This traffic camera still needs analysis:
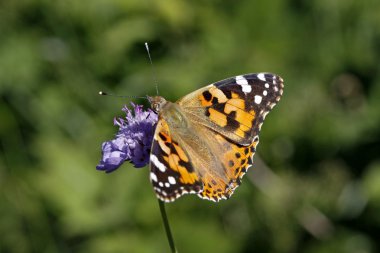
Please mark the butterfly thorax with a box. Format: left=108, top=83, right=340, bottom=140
left=148, top=96, right=188, bottom=129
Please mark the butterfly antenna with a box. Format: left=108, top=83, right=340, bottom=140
left=145, top=42, right=159, bottom=95
left=99, top=91, right=147, bottom=100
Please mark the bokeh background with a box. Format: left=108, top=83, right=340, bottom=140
left=1, top=0, right=380, bottom=252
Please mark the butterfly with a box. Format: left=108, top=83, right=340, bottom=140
left=148, top=73, right=283, bottom=202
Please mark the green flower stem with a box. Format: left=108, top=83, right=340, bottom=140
left=158, top=200, right=177, bottom=253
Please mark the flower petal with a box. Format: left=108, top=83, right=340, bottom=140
left=97, top=103, right=158, bottom=172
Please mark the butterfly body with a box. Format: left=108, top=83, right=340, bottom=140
left=149, top=73, right=284, bottom=202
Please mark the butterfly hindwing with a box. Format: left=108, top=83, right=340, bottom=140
left=196, top=130, right=259, bottom=201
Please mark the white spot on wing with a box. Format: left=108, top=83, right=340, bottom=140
left=254, top=95, right=262, bottom=104
left=165, top=182, right=170, bottom=188
left=265, top=83, right=270, bottom=88
left=150, top=154, right=166, bottom=172
left=235, top=75, right=252, bottom=94
left=258, top=73, right=266, bottom=81
left=263, top=90, right=268, bottom=96
left=150, top=172, right=158, bottom=182
left=242, top=84, right=252, bottom=93
left=168, top=176, right=176, bottom=184
left=236, top=75, right=248, bottom=85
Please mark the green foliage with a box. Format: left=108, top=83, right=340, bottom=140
left=1, top=0, right=379, bottom=252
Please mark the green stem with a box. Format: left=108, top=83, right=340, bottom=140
left=158, top=199, right=177, bottom=253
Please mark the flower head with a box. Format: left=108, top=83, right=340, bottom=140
left=96, top=103, right=158, bottom=173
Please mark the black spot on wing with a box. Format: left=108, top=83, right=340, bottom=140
left=226, top=113, right=239, bottom=131
left=178, top=159, right=195, bottom=173
left=211, top=97, right=219, bottom=105
left=158, top=132, right=167, bottom=142
left=202, top=90, right=212, bottom=101
left=213, top=103, right=226, bottom=112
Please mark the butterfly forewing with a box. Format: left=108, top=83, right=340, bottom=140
left=178, top=73, right=283, bottom=145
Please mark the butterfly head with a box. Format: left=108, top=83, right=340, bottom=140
left=147, top=96, right=167, bottom=113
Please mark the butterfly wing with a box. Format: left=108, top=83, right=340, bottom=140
left=178, top=73, right=283, bottom=146
left=195, top=128, right=259, bottom=201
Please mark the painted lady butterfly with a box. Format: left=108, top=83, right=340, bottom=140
left=148, top=73, right=283, bottom=202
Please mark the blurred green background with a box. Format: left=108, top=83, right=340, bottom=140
left=1, top=0, right=380, bottom=252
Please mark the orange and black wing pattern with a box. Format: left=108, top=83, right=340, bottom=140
left=179, top=73, right=283, bottom=145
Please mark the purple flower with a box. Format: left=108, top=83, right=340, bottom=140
left=96, top=103, right=158, bottom=173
